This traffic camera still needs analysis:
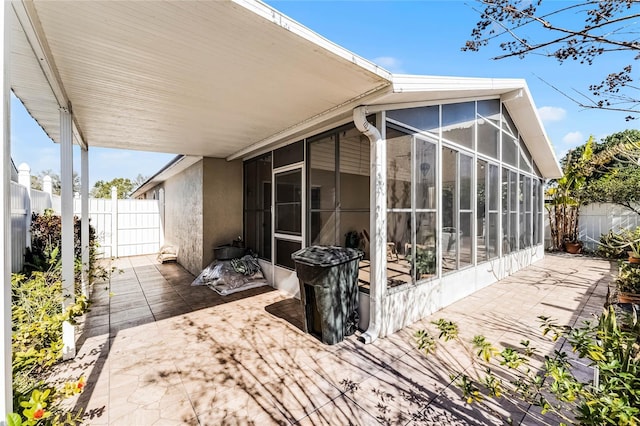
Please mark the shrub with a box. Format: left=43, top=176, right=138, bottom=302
left=598, top=227, right=640, bottom=259
left=11, top=268, right=89, bottom=426
left=24, top=209, right=106, bottom=285
left=11, top=209, right=96, bottom=426
left=616, top=262, right=640, bottom=294
left=415, top=307, right=640, bottom=425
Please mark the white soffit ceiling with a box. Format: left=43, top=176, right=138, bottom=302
left=10, top=7, right=61, bottom=145
left=12, top=0, right=392, bottom=157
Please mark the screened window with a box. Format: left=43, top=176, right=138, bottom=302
left=275, top=169, right=302, bottom=235
left=243, top=154, right=272, bottom=260
left=308, top=124, right=370, bottom=248
left=502, top=136, right=518, bottom=167
left=274, top=140, right=303, bottom=168
left=442, top=102, right=474, bottom=149
left=459, top=154, right=473, bottom=268
left=387, top=126, right=437, bottom=286
left=442, top=147, right=457, bottom=273
left=533, top=178, right=543, bottom=245
left=477, top=100, right=500, bottom=159
left=309, top=133, right=336, bottom=245
left=387, top=106, right=439, bottom=134
left=385, top=98, right=546, bottom=271
left=524, top=175, right=532, bottom=248
left=477, top=160, right=499, bottom=262
left=488, top=164, right=499, bottom=259
left=414, top=137, right=437, bottom=281
left=502, top=168, right=518, bottom=254
left=502, top=108, right=517, bottom=138
left=520, top=137, right=533, bottom=173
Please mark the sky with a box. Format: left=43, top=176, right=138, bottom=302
left=10, top=1, right=637, bottom=188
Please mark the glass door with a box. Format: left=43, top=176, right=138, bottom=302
left=273, top=165, right=304, bottom=269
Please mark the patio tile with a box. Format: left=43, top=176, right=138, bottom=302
left=81, top=399, right=109, bottom=425
left=127, top=384, right=171, bottom=406
left=109, top=299, right=149, bottom=314
left=192, top=381, right=285, bottom=425
left=263, top=366, right=341, bottom=423
left=296, top=395, right=381, bottom=426
left=349, top=360, right=440, bottom=422
left=110, top=406, right=161, bottom=425
left=73, top=254, right=613, bottom=425
left=304, top=346, right=383, bottom=391
left=346, top=389, right=414, bottom=425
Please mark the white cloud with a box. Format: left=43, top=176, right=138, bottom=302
left=373, top=56, right=404, bottom=73
left=562, top=131, right=584, bottom=145
left=537, top=106, right=566, bottom=122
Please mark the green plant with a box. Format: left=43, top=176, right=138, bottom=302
left=9, top=377, right=85, bottom=426
left=12, top=271, right=89, bottom=372
left=408, top=247, right=436, bottom=277
left=25, top=210, right=102, bottom=285
left=616, top=263, right=640, bottom=294
left=599, top=227, right=640, bottom=260
left=11, top=266, right=89, bottom=426
left=415, top=306, right=640, bottom=425
left=546, top=137, right=595, bottom=250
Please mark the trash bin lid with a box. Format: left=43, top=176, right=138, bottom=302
left=291, top=245, right=363, bottom=267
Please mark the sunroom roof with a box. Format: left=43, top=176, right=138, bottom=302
left=375, top=75, right=561, bottom=178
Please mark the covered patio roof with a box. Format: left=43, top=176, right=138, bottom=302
left=10, top=0, right=392, bottom=158
left=10, top=0, right=561, bottom=178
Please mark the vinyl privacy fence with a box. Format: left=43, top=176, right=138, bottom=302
left=577, top=203, right=640, bottom=252
left=10, top=182, right=162, bottom=272
left=74, top=197, right=162, bottom=259
left=544, top=203, right=640, bottom=252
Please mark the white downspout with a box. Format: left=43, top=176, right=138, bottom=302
left=353, top=106, right=386, bottom=344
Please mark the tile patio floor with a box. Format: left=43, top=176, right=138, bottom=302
left=59, top=253, right=614, bottom=425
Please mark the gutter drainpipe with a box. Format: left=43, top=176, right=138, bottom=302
left=353, top=106, right=385, bottom=344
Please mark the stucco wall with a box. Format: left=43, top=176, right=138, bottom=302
left=202, top=157, right=243, bottom=268
left=163, top=161, right=203, bottom=275
left=137, top=185, right=163, bottom=200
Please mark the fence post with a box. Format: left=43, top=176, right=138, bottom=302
left=43, top=175, right=52, bottom=197
left=159, top=188, right=165, bottom=247
left=60, top=105, right=75, bottom=360
left=17, top=163, right=31, bottom=248
left=80, top=147, right=89, bottom=298
left=111, top=186, right=118, bottom=258
left=1, top=1, right=13, bottom=416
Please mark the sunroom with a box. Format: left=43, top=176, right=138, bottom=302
left=239, top=79, right=560, bottom=340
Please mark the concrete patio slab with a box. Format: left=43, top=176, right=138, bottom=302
left=56, top=253, right=613, bottom=425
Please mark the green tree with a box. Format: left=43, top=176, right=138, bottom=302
left=546, top=136, right=594, bottom=250
left=90, top=177, right=135, bottom=199
left=465, top=1, right=640, bottom=118
left=581, top=130, right=640, bottom=214
left=546, top=131, right=640, bottom=250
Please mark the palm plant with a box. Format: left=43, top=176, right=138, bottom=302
left=546, top=137, right=593, bottom=251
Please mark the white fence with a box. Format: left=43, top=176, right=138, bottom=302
left=544, top=203, right=640, bottom=252
left=10, top=182, right=29, bottom=273
left=578, top=203, right=640, bottom=251
left=9, top=168, right=162, bottom=272
left=73, top=197, right=162, bottom=259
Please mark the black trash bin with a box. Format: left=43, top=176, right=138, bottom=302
left=291, top=246, right=363, bottom=345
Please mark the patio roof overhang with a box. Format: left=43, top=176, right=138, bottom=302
left=10, top=0, right=561, bottom=179
left=10, top=0, right=393, bottom=158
